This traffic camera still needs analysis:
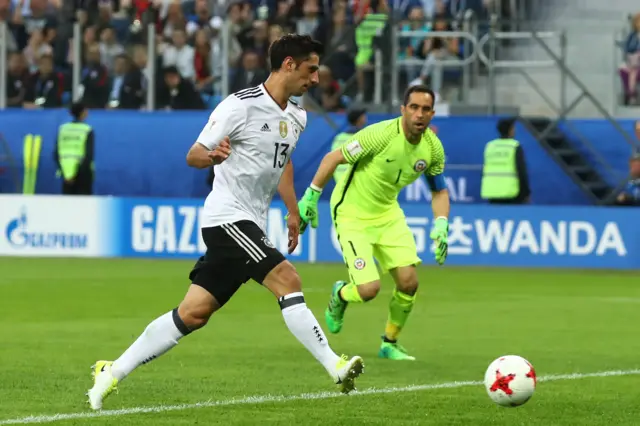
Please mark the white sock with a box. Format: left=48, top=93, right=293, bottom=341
left=111, top=309, right=190, bottom=381
left=279, top=292, right=341, bottom=374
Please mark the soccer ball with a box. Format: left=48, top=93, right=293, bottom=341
left=484, top=355, right=537, bottom=407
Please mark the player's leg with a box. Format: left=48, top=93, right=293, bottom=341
left=87, top=227, right=242, bottom=409
left=373, top=219, right=422, bottom=361
left=227, top=220, right=364, bottom=393
left=326, top=224, right=380, bottom=334
left=87, top=284, right=221, bottom=410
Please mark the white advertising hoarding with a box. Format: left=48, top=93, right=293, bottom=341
left=0, top=195, right=105, bottom=257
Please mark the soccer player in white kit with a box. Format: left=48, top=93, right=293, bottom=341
left=87, top=35, right=364, bottom=410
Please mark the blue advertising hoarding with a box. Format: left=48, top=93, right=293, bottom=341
left=110, top=198, right=635, bottom=269
left=1, top=110, right=635, bottom=205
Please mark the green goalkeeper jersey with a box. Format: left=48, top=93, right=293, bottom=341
left=330, top=117, right=445, bottom=222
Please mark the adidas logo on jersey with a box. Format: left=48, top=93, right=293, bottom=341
left=261, top=124, right=270, bottom=132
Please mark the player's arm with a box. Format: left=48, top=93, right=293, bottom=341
left=186, top=99, right=246, bottom=169
left=426, top=138, right=450, bottom=265
left=310, top=125, right=389, bottom=191
left=279, top=159, right=301, bottom=253
left=297, top=125, right=390, bottom=231
left=278, top=159, right=298, bottom=216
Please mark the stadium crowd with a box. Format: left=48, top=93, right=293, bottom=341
left=619, top=12, right=640, bottom=106
left=0, top=0, right=523, bottom=111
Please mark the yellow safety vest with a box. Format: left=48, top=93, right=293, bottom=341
left=331, top=132, right=353, bottom=183
left=480, top=138, right=520, bottom=199
left=57, top=122, right=91, bottom=181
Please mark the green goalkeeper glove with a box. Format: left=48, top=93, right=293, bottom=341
left=430, top=217, right=449, bottom=265
left=296, top=186, right=321, bottom=234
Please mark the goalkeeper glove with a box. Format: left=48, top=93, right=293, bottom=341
left=429, top=217, right=449, bottom=265
left=296, top=186, right=321, bottom=234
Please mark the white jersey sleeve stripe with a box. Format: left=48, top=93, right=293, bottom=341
left=221, top=224, right=265, bottom=262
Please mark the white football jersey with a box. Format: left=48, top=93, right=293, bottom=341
left=196, top=84, right=306, bottom=232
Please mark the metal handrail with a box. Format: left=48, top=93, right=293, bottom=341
left=395, top=31, right=479, bottom=67
left=477, top=31, right=561, bottom=68
left=0, top=21, right=7, bottom=109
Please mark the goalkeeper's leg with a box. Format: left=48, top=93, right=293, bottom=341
left=375, top=220, right=422, bottom=361
left=326, top=230, right=380, bottom=334
left=379, top=265, right=419, bottom=361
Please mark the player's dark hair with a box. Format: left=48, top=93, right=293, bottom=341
left=403, top=85, right=436, bottom=107
left=268, top=34, right=324, bottom=71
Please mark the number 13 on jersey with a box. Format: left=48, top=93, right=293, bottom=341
left=273, top=142, right=290, bottom=168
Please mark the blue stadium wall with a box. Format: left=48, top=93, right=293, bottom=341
left=0, top=109, right=635, bottom=205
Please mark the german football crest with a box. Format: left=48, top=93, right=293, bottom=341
left=354, top=258, right=366, bottom=270
left=414, top=159, right=427, bottom=172
left=279, top=121, right=288, bottom=138
left=262, top=236, right=275, bottom=249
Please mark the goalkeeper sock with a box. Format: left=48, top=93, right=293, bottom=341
left=384, top=289, right=416, bottom=342
left=339, top=282, right=364, bottom=303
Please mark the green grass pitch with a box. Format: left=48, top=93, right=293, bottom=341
left=1, top=257, right=640, bottom=425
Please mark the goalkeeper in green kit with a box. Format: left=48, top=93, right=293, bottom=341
left=296, top=85, right=450, bottom=361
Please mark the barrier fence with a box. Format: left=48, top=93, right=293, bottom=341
left=1, top=194, right=636, bottom=269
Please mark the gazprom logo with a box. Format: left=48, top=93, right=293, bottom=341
left=5, top=207, right=88, bottom=249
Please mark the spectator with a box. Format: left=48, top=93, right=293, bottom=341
left=270, top=0, right=295, bottom=33
left=0, top=0, right=18, bottom=52
left=354, top=0, right=388, bottom=101
left=11, top=0, right=58, bottom=50
left=619, top=13, right=640, bottom=105
left=615, top=152, right=640, bottom=206
left=415, top=17, right=459, bottom=100
left=399, top=6, right=429, bottom=83
left=22, top=27, right=53, bottom=72
left=269, top=24, right=284, bottom=44
left=161, top=0, right=186, bottom=40
left=206, top=15, right=242, bottom=72
left=193, top=28, right=216, bottom=93
left=67, top=25, right=98, bottom=70
left=162, top=28, right=195, bottom=80
left=229, top=1, right=253, bottom=50
left=230, top=50, right=268, bottom=92
left=314, top=5, right=355, bottom=83
left=132, top=44, right=151, bottom=80
left=23, top=53, right=63, bottom=108
left=313, top=3, right=351, bottom=51
left=6, top=52, right=29, bottom=107
left=185, top=0, right=215, bottom=38
left=81, top=43, right=110, bottom=108
left=108, top=53, right=146, bottom=110
left=99, top=26, right=125, bottom=74
left=308, top=65, right=343, bottom=111
left=240, top=19, right=270, bottom=63
left=158, top=65, right=205, bottom=110
left=296, top=0, right=321, bottom=36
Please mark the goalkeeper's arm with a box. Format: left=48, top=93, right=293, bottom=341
left=427, top=174, right=450, bottom=265
left=309, top=149, right=348, bottom=192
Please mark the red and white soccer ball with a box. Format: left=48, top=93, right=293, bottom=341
left=484, top=355, right=537, bottom=407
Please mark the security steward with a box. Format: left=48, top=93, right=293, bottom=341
left=330, top=107, right=367, bottom=182
left=54, top=102, right=95, bottom=195
left=481, top=117, right=531, bottom=204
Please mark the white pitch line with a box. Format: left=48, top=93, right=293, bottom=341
left=1, top=369, right=639, bottom=425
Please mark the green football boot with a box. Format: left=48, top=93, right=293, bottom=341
left=325, top=281, right=348, bottom=334
left=378, top=339, right=416, bottom=361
